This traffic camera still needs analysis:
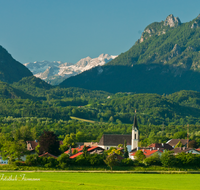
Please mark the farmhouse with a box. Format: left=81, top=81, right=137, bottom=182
left=69, top=146, right=104, bottom=159
left=166, top=139, right=188, bottom=148
left=64, top=145, right=88, bottom=154
left=26, top=140, right=38, bottom=152
left=130, top=148, right=163, bottom=159
left=148, top=143, right=173, bottom=150
left=172, top=147, right=200, bottom=155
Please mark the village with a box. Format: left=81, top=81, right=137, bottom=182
left=1, top=113, right=200, bottom=169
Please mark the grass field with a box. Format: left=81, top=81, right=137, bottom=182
left=70, top=116, right=95, bottom=123
left=0, top=172, right=200, bottom=190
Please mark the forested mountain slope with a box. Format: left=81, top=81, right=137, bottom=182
left=0, top=45, right=32, bottom=83
left=60, top=14, right=200, bottom=94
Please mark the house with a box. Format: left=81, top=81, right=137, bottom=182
left=26, top=140, right=38, bottom=152
left=166, top=139, right=188, bottom=148
left=196, top=148, right=200, bottom=152
left=172, top=147, right=200, bottom=155
left=69, top=146, right=105, bottom=159
left=98, top=134, right=131, bottom=151
left=107, top=153, right=125, bottom=162
left=70, top=152, right=83, bottom=159
left=148, top=143, right=173, bottom=150
left=64, top=145, right=89, bottom=154
left=87, top=146, right=104, bottom=154
left=0, top=156, right=9, bottom=164
left=84, top=142, right=98, bottom=147
left=130, top=148, right=163, bottom=160
left=39, top=152, right=58, bottom=159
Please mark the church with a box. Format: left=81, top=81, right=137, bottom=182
left=98, top=111, right=139, bottom=156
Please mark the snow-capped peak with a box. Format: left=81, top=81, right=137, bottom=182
left=24, top=53, right=118, bottom=85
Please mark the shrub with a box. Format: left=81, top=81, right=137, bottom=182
left=57, top=153, right=70, bottom=168
left=25, top=154, right=40, bottom=166
left=121, top=158, right=134, bottom=166
left=144, top=153, right=161, bottom=166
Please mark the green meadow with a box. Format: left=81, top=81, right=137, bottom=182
left=0, top=172, right=200, bottom=190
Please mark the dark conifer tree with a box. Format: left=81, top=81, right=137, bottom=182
left=124, top=140, right=129, bottom=158
left=38, top=131, right=60, bottom=156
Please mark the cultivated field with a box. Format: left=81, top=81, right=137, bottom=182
left=0, top=172, right=200, bottom=190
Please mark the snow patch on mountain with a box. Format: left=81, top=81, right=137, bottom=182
left=24, top=54, right=118, bottom=85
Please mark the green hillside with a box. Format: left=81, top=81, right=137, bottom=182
left=0, top=81, right=36, bottom=100
left=0, top=45, right=32, bottom=83
left=107, top=14, right=200, bottom=68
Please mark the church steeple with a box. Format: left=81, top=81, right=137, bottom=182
left=131, top=110, right=139, bottom=150
left=132, top=110, right=138, bottom=130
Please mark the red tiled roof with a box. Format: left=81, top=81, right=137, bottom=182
left=87, top=146, right=105, bottom=152
left=196, top=148, right=200, bottom=152
left=64, top=145, right=86, bottom=154
left=70, top=152, right=83, bottom=159
left=39, top=152, right=58, bottom=159
left=87, top=146, right=98, bottom=151
left=131, top=149, right=163, bottom=157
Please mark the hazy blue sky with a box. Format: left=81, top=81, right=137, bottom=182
left=0, top=0, right=200, bottom=64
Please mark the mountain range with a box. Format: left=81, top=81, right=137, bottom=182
left=2, top=14, right=200, bottom=96
left=24, top=54, right=117, bottom=85
left=2, top=14, right=200, bottom=125
left=60, top=14, right=200, bottom=94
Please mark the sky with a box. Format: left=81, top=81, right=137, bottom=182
left=0, top=0, right=200, bottom=64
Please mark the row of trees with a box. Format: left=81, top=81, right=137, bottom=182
left=135, top=150, right=200, bottom=168
left=1, top=117, right=200, bottom=151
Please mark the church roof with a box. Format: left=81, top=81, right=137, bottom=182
left=98, top=134, right=131, bottom=146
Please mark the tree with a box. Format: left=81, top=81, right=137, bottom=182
left=144, top=152, right=161, bottom=166
left=25, top=154, right=40, bottom=166
left=107, top=147, right=123, bottom=156
left=134, top=150, right=146, bottom=162
left=57, top=153, right=70, bottom=169
left=1, top=140, right=27, bottom=162
left=124, top=140, right=129, bottom=158
left=109, top=116, right=114, bottom=123
left=174, top=141, right=183, bottom=148
left=173, top=131, right=187, bottom=139
left=72, top=149, right=78, bottom=155
left=118, top=144, right=123, bottom=148
left=61, top=133, right=77, bottom=152
left=104, top=154, right=118, bottom=170
left=188, top=140, right=198, bottom=148
left=68, top=146, right=72, bottom=156
left=76, top=131, right=85, bottom=142
left=160, top=150, right=176, bottom=168
left=0, top=133, right=27, bottom=162
left=38, top=131, right=60, bottom=156
left=82, top=145, right=87, bottom=158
